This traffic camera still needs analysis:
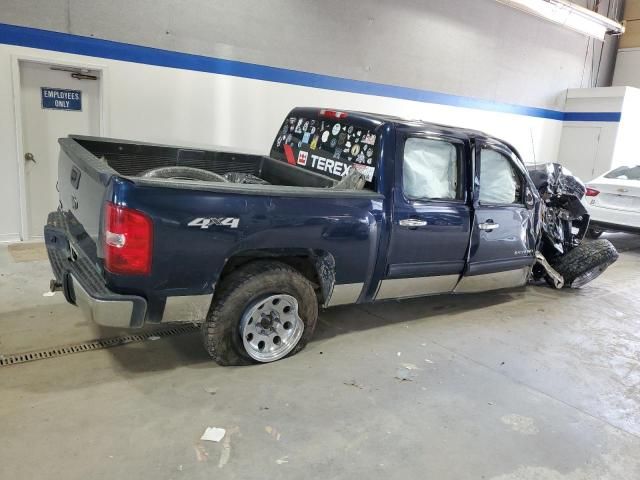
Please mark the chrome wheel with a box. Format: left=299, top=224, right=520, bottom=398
left=239, top=294, right=304, bottom=362
left=571, top=265, right=605, bottom=288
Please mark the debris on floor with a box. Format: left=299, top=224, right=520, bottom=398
left=218, top=433, right=232, bottom=468
left=276, top=456, right=289, bottom=465
left=42, top=291, right=56, bottom=297
left=200, top=426, right=226, bottom=442
left=401, top=362, right=420, bottom=370
left=193, top=444, right=209, bottom=462
left=265, top=425, right=281, bottom=440
left=395, top=363, right=420, bottom=381
left=204, top=386, right=217, bottom=395
left=343, top=379, right=365, bottom=389
left=147, top=336, right=161, bottom=341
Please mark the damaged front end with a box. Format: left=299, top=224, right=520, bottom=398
left=531, top=163, right=590, bottom=256
left=528, top=163, right=618, bottom=288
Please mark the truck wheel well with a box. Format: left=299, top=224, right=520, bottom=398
left=218, top=249, right=335, bottom=305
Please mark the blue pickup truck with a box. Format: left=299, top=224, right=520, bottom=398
left=45, top=107, right=617, bottom=365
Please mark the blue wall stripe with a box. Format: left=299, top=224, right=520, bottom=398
left=563, top=111, right=622, bottom=122
left=0, top=22, right=620, bottom=123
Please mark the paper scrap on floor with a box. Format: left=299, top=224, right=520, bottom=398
left=201, top=427, right=226, bottom=442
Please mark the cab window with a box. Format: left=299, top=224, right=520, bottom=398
left=403, top=138, right=461, bottom=201
left=479, top=149, right=522, bottom=205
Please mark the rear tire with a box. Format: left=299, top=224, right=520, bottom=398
left=550, top=239, right=618, bottom=288
left=586, top=228, right=604, bottom=239
left=202, top=261, right=318, bottom=366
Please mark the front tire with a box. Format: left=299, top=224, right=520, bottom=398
left=202, top=261, right=318, bottom=365
left=550, top=239, right=618, bottom=288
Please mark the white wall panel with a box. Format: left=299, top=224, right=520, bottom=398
left=613, top=49, right=640, bottom=88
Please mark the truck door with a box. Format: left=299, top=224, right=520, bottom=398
left=377, top=133, right=471, bottom=300
left=455, top=140, right=537, bottom=293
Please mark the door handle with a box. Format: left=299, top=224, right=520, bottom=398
left=24, top=152, right=36, bottom=164
left=478, top=221, right=500, bottom=231
left=399, top=218, right=428, bottom=228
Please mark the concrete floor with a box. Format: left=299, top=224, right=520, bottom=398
left=1, top=235, right=639, bottom=480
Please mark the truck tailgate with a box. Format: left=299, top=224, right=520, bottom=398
left=55, top=137, right=116, bottom=261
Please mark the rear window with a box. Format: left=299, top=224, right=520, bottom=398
left=604, top=165, right=640, bottom=181
left=270, top=112, right=379, bottom=187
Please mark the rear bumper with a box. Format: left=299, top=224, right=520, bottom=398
left=45, top=211, right=148, bottom=328
left=586, top=201, right=640, bottom=231
left=69, top=272, right=146, bottom=327
left=45, top=211, right=212, bottom=328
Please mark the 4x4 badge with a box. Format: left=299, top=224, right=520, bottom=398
left=188, top=217, right=240, bottom=229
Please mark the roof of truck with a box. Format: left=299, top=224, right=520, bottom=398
left=344, top=110, right=492, bottom=139
left=291, top=107, right=494, bottom=141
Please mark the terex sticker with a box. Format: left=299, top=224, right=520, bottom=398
left=188, top=217, right=240, bottom=229
left=309, top=154, right=349, bottom=177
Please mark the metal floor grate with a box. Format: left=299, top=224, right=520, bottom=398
left=0, top=324, right=199, bottom=367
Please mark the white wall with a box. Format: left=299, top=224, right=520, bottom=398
left=559, top=87, right=640, bottom=182
left=614, top=87, right=640, bottom=169
left=0, top=0, right=622, bottom=110
left=613, top=49, right=640, bottom=88
left=0, top=42, right=569, bottom=241
left=561, top=88, right=623, bottom=180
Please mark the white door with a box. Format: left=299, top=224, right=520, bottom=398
left=19, top=61, right=101, bottom=239
left=557, top=126, right=601, bottom=183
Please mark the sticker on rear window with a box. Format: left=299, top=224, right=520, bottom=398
left=271, top=112, right=379, bottom=183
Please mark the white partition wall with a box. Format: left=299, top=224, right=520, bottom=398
left=559, top=87, right=640, bottom=182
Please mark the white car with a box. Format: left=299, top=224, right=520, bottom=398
left=583, top=165, right=640, bottom=238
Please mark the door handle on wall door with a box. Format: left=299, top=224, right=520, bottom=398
left=478, top=221, right=500, bottom=231
left=399, top=218, right=428, bottom=228
left=24, top=152, right=36, bottom=164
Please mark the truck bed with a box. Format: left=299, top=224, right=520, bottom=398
left=73, top=136, right=336, bottom=189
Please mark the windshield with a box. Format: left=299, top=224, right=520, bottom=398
left=604, top=165, right=640, bottom=181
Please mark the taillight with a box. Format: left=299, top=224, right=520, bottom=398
left=320, top=109, right=348, bottom=119
left=585, top=187, right=600, bottom=197
left=103, top=202, right=153, bottom=275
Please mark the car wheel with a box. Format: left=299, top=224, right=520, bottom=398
left=586, top=228, right=604, bottom=239
left=550, top=239, right=618, bottom=288
left=202, top=260, right=318, bottom=366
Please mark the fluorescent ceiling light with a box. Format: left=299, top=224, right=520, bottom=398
left=496, top=0, right=624, bottom=41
